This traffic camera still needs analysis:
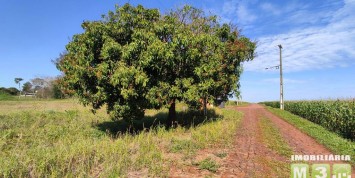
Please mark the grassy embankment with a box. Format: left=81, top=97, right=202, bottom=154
left=265, top=106, right=355, bottom=166
left=0, top=99, right=242, bottom=177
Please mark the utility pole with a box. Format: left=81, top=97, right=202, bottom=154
left=278, top=44, right=284, bottom=110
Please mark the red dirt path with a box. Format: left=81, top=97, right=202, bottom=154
left=170, top=104, right=354, bottom=177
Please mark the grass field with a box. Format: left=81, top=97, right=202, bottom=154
left=0, top=99, right=242, bottom=177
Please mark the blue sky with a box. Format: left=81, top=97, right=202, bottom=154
left=1, top=0, right=354, bottom=102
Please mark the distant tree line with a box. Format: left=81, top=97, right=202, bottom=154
left=1, top=77, right=68, bottom=99
left=22, top=77, right=66, bottom=99
left=0, top=87, right=19, bottom=95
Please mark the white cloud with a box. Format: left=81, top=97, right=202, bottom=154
left=221, top=0, right=257, bottom=25
left=244, top=0, right=355, bottom=72
left=260, top=3, right=281, bottom=15
left=275, top=1, right=342, bottom=27
left=236, top=3, right=257, bottom=24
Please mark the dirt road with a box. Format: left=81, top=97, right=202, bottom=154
left=170, top=104, right=354, bottom=177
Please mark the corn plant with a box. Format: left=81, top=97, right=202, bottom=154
left=261, top=100, right=355, bottom=140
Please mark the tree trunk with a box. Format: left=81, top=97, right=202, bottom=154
left=166, top=99, right=176, bottom=128
left=203, top=97, right=207, bottom=116
left=18, top=83, right=21, bottom=97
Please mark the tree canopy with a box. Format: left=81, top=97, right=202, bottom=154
left=14, top=78, right=23, bottom=84
left=22, top=82, right=33, bottom=93
left=0, top=87, right=19, bottom=96
left=57, top=4, right=256, bottom=126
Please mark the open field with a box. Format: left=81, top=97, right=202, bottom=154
left=0, top=99, right=85, bottom=114
left=1, top=99, right=354, bottom=177
left=0, top=99, right=242, bottom=177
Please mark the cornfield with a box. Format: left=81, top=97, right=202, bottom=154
left=261, top=100, right=355, bottom=141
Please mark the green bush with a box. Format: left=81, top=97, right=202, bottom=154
left=0, top=92, right=14, bottom=100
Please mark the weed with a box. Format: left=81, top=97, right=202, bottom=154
left=197, top=158, right=219, bottom=172
left=215, top=152, right=227, bottom=158
left=169, top=139, right=198, bottom=153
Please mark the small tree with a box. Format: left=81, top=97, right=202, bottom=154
left=31, top=78, right=45, bottom=98
left=14, top=78, right=23, bottom=95
left=30, top=77, right=62, bottom=99
left=31, top=78, right=45, bottom=88
left=22, top=82, right=33, bottom=93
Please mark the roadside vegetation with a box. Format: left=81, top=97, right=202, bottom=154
left=259, top=117, right=293, bottom=157
left=261, top=100, right=355, bottom=141
left=225, top=100, right=249, bottom=107
left=257, top=117, right=292, bottom=177
left=265, top=106, right=355, bottom=166
left=0, top=99, right=242, bottom=177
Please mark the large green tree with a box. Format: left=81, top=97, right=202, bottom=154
left=57, top=4, right=255, bottom=126
left=58, top=4, right=160, bottom=120
left=144, top=6, right=256, bottom=125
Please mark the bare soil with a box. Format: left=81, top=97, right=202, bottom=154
left=169, top=104, right=354, bottom=177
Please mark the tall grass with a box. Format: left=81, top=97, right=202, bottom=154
left=0, top=92, right=14, bottom=101
left=0, top=100, right=242, bottom=177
